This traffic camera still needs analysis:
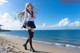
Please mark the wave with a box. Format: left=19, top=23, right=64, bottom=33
left=32, top=40, right=80, bottom=50
left=52, top=42, right=80, bottom=49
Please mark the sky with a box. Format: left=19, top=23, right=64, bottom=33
left=0, top=0, right=80, bottom=30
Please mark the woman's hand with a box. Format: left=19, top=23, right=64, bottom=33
left=21, top=26, right=23, bottom=29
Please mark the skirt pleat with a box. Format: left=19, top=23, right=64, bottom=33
left=22, top=21, right=36, bottom=28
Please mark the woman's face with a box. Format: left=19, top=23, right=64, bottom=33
left=27, top=5, right=32, bottom=11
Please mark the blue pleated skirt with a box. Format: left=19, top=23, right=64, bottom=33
left=22, top=21, right=36, bottom=28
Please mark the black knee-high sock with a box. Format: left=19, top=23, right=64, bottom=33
left=25, top=29, right=31, bottom=45
left=25, top=39, right=29, bottom=45
left=29, top=32, right=34, bottom=48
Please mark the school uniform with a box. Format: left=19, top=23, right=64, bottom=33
left=22, top=10, right=36, bottom=28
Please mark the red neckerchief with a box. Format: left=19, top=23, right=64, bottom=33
left=27, top=9, right=34, bottom=18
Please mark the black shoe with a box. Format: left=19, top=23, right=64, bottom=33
left=30, top=47, right=36, bottom=52
left=23, top=44, right=27, bottom=50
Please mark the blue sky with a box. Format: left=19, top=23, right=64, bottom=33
left=0, top=0, right=80, bottom=30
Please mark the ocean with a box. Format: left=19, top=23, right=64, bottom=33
left=0, top=30, right=80, bottom=49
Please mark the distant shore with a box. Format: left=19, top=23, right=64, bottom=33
left=0, top=29, right=11, bottom=32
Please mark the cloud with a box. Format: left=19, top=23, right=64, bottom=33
left=49, top=18, right=69, bottom=28
left=0, top=12, right=22, bottom=30
left=69, top=21, right=80, bottom=27
left=36, top=23, right=47, bottom=29
left=37, top=18, right=80, bottom=29
left=41, top=23, right=46, bottom=28
left=0, top=13, right=80, bottom=30
left=49, top=18, right=80, bottom=28
left=0, top=0, right=8, bottom=5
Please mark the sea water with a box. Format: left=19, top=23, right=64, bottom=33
left=0, top=30, right=80, bottom=49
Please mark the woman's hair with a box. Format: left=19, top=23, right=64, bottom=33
left=15, top=2, right=37, bottom=22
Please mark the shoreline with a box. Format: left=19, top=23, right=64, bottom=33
left=0, top=34, right=80, bottom=51
left=0, top=34, right=80, bottom=53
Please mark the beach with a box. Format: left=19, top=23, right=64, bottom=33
left=0, top=34, right=80, bottom=53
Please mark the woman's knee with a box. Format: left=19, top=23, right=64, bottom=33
left=31, top=28, right=34, bottom=32
left=26, top=26, right=31, bottom=30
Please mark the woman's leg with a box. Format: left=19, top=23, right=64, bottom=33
left=23, top=26, right=31, bottom=50
left=23, top=27, right=35, bottom=52
left=25, top=26, right=32, bottom=44
left=29, top=28, right=35, bottom=52
left=24, top=30, right=31, bottom=45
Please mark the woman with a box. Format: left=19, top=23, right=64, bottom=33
left=16, top=2, right=36, bottom=52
